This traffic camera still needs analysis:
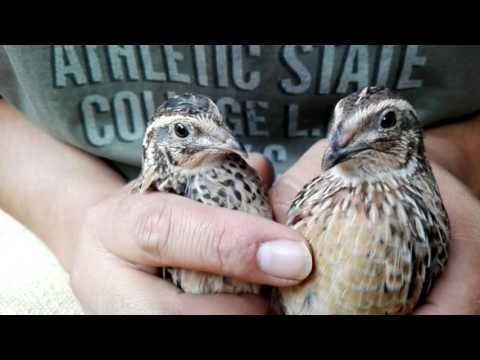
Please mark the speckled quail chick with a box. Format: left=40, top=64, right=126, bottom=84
left=131, top=93, right=272, bottom=295
left=278, top=87, right=450, bottom=315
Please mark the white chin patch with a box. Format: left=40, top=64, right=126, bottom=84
left=331, top=157, right=418, bottom=187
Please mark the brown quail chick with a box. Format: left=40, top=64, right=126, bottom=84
left=278, top=87, right=450, bottom=315
left=131, top=93, right=272, bottom=295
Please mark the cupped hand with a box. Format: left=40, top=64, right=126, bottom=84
left=269, top=140, right=480, bottom=314
left=69, top=154, right=312, bottom=315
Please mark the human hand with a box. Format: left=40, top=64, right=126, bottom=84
left=270, top=139, right=480, bottom=315
left=70, top=154, right=313, bottom=315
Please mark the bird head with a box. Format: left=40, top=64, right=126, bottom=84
left=143, top=93, right=247, bottom=170
left=322, top=87, right=423, bottom=178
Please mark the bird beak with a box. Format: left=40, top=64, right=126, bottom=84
left=209, top=128, right=249, bottom=158
left=321, top=143, right=371, bottom=172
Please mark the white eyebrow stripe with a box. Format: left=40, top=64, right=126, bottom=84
left=150, top=114, right=201, bottom=128
left=338, top=99, right=414, bottom=129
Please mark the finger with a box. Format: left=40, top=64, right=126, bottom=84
left=71, top=245, right=268, bottom=315
left=246, top=152, right=274, bottom=190
left=93, top=192, right=312, bottom=287
left=414, top=162, right=480, bottom=314
left=424, top=132, right=467, bottom=185
left=269, top=139, right=329, bottom=224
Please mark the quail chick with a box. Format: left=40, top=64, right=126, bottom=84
left=278, top=87, right=450, bottom=315
left=131, top=93, right=272, bottom=295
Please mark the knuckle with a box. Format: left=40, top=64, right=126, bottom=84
left=212, top=221, right=256, bottom=276
left=133, top=199, right=174, bottom=259
left=209, top=222, right=229, bottom=270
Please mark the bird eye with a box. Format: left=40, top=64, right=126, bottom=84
left=380, top=111, right=397, bottom=129
left=174, top=123, right=189, bottom=138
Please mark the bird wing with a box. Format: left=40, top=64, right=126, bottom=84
left=401, top=169, right=450, bottom=303
left=287, top=172, right=344, bottom=227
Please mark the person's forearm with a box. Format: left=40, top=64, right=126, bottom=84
left=0, top=100, right=125, bottom=271
left=425, top=111, right=480, bottom=197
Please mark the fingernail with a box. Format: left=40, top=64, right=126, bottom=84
left=256, top=240, right=312, bottom=280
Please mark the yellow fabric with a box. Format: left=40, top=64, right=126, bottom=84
left=0, top=209, right=83, bottom=315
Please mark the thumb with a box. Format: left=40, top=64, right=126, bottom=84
left=95, top=190, right=313, bottom=287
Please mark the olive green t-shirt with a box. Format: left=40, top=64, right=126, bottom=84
left=1, top=45, right=480, bottom=179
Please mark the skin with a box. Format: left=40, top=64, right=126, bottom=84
left=1, top=98, right=479, bottom=314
